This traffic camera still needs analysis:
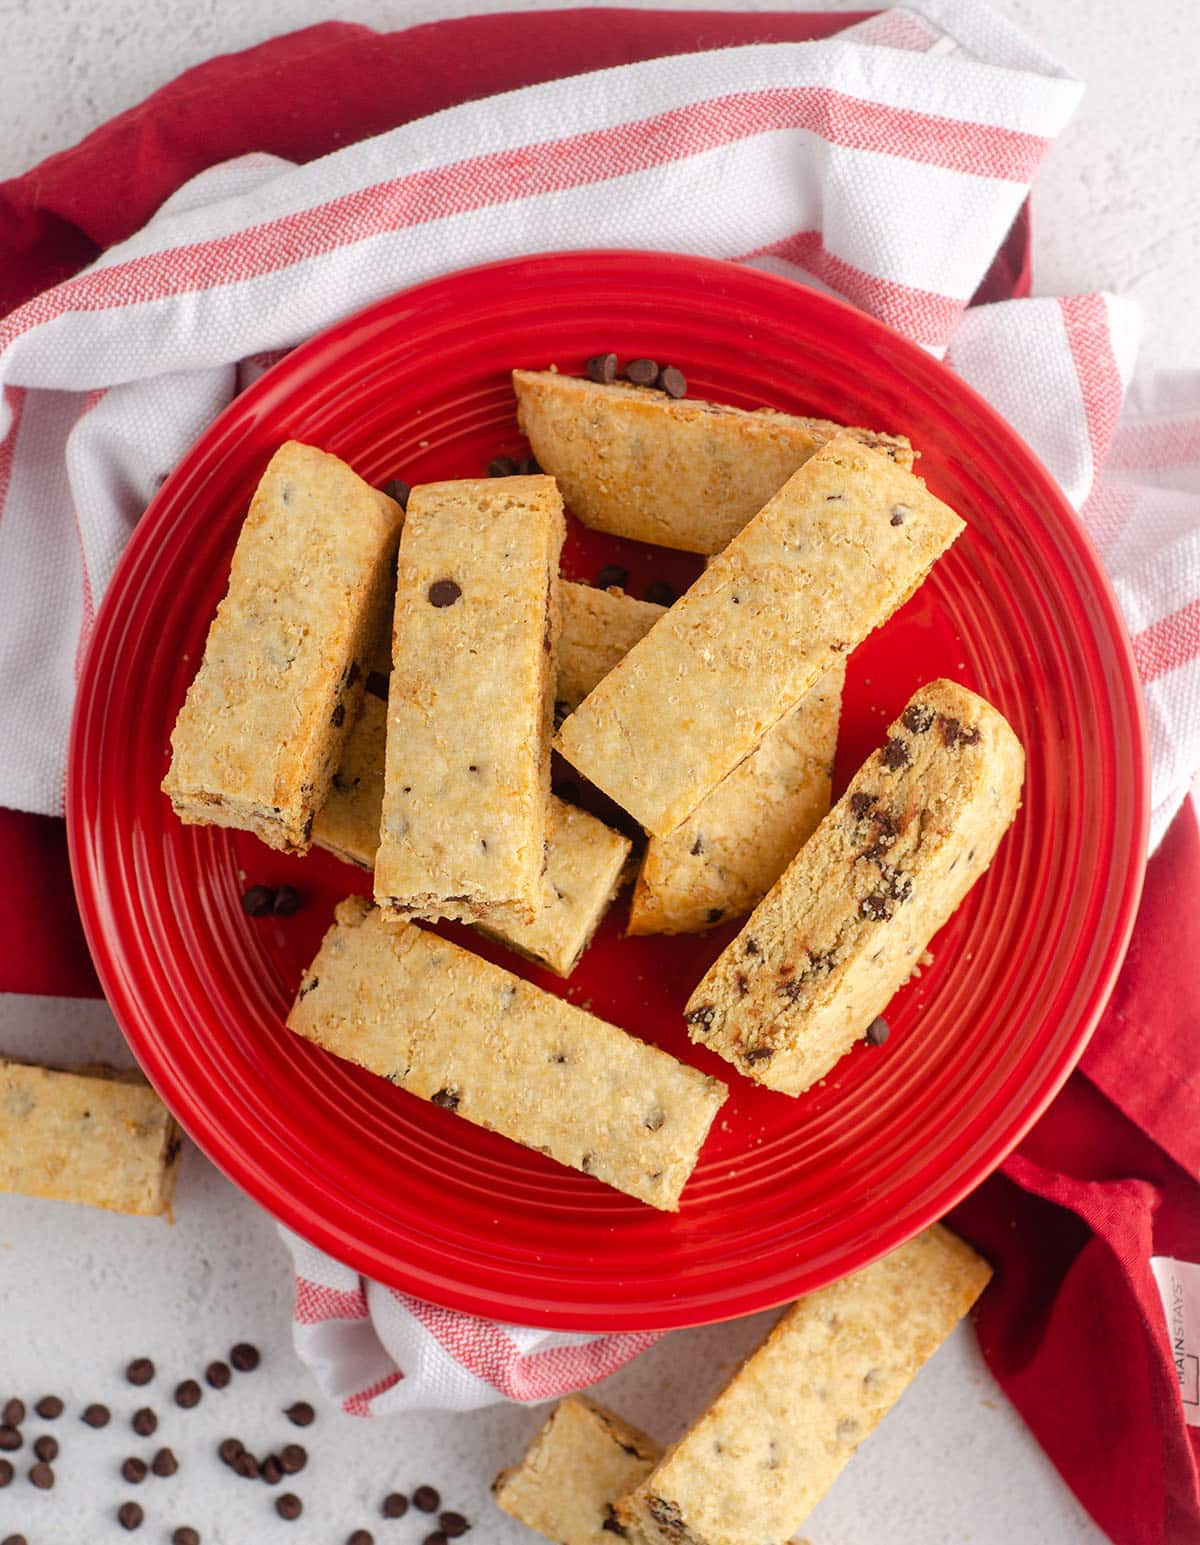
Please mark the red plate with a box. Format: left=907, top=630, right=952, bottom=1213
left=67, top=252, right=1148, bottom=1330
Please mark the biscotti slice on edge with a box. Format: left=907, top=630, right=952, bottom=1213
left=162, top=441, right=404, bottom=853
left=493, top=1396, right=662, bottom=1545
left=556, top=436, right=965, bottom=838
left=514, top=370, right=914, bottom=554
left=685, top=680, right=1025, bottom=1096
left=0, top=1060, right=182, bottom=1217
left=288, top=897, right=727, bottom=1210
left=617, top=1225, right=991, bottom=1545
left=374, top=476, right=565, bottom=926
left=629, top=660, right=844, bottom=936
left=556, top=581, right=666, bottom=720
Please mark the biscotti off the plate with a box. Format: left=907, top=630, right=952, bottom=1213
left=374, top=476, right=565, bottom=926
left=685, top=680, right=1025, bottom=1096
left=493, top=1396, right=663, bottom=1545
left=513, top=369, right=914, bottom=553
left=0, top=1059, right=182, bottom=1217
left=556, top=436, right=965, bottom=837
left=288, top=897, right=727, bottom=1210
left=617, top=1225, right=991, bottom=1545
left=162, top=441, right=404, bottom=853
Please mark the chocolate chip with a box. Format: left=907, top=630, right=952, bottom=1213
left=382, top=479, right=410, bottom=510
left=625, top=358, right=659, bottom=387
left=261, top=1455, right=284, bottom=1486
left=487, top=456, right=518, bottom=477
left=2, top=1401, right=24, bottom=1427
left=689, top=835, right=704, bottom=856
left=272, top=885, right=303, bottom=917
left=735, top=972, right=748, bottom=995
left=348, top=1533, right=375, bottom=1545
left=659, top=365, right=687, bottom=399
left=174, top=1379, right=201, bottom=1409
left=118, top=1501, right=144, bottom=1530
left=29, top=1461, right=54, bottom=1489
left=745, top=937, right=760, bottom=956
left=644, top=579, right=676, bottom=607
left=32, top=1436, right=57, bottom=1462
left=439, top=1514, right=470, bottom=1538
left=745, top=1046, right=774, bottom=1063
left=866, top=1017, right=890, bottom=1046
left=382, top=1492, right=409, bottom=1518
left=901, top=705, right=934, bottom=734
left=0, top=1459, right=11, bottom=1487
left=602, top=1505, right=627, bottom=1536
left=330, top=701, right=346, bottom=728
left=890, top=504, right=909, bottom=526
left=685, top=1005, right=715, bottom=1033
left=595, top=564, right=629, bottom=591
left=414, top=1485, right=441, bottom=1513
left=123, top=1358, right=153, bottom=1387
left=431, top=1088, right=460, bottom=1111
left=428, top=579, right=462, bottom=608
left=706, top=907, right=725, bottom=924
left=230, top=1343, right=260, bottom=1372
left=284, top=1402, right=315, bottom=1427
left=276, top=1493, right=303, bottom=1520
left=778, top=979, right=802, bottom=1002
left=0, top=1429, right=19, bottom=1452
left=423, top=1534, right=448, bottom=1545
left=939, top=715, right=962, bottom=747
left=83, top=1403, right=111, bottom=1428
left=205, top=1360, right=230, bottom=1389
left=173, top=1530, right=201, bottom=1545
left=132, top=1408, right=157, bottom=1437
left=860, top=894, right=892, bottom=920
left=882, top=737, right=910, bottom=770
left=241, top=884, right=275, bottom=917
left=122, top=1457, right=148, bottom=1483
left=960, top=725, right=982, bottom=745
left=586, top=352, right=618, bottom=384
left=298, top=977, right=319, bottom=999
left=280, top=1443, right=307, bottom=1474
left=1, top=1534, right=26, bottom=1545
left=233, top=1451, right=259, bottom=1480
left=152, top=1447, right=178, bottom=1477
left=218, top=1438, right=244, bottom=1466
left=34, top=1396, right=62, bottom=1420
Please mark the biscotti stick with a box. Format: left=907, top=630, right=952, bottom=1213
left=618, top=1225, right=991, bottom=1545
left=288, top=898, right=727, bottom=1210
left=557, top=437, right=965, bottom=837
left=0, top=1060, right=182, bottom=1217
left=685, top=680, right=1024, bottom=1096
left=629, top=661, right=844, bottom=936
left=556, top=582, right=665, bottom=719
left=163, top=441, right=404, bottom=853
left=493, top=1396, right=662, bottom=1545
left=375, top=476, right=564, bottom=925
left=514, top=370, right=914, bottom=554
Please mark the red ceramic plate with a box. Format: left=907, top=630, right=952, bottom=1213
left=67, top=252, right=1148, bottom=1330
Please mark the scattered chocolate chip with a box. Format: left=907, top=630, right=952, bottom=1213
left=487, top=456, right=518, bottom=478
left=382, top=1492, right=409, bottom=1518
left=602, top=1504, right=627, bottom=1536
left=117, top=1501, right=144, bottom=1530
left=174, top=1379, right=202, bottom=1410
left=173, top=1530, right=201, bottom=1545
left=261, top=1455, right=284, bottom=1486
left=330, top=701, right=346, bottom=728
left=595, top=564, right=629, bottom=591
left=413, top=1485, right=441, bottom=1513
left=644, top=579, right=676, bottom=607
left=382, top=479, right=410, bottom=510
left=230, top=1343, right=260, bottom=1373
left=272, top=885, right=303, bottom=917
left=866, top=1017, right=890, bottom=1046
left=205, top=1361, right=231, bottom=1390
left=82, top=1402, right=111, bottom=1429
left=585, top=353, right=618, bottom=384
left=34, top=1396, right=63, bottom=1420
left=0, top=1429, right=20, bottom=1452
left=276, top=1493, right=303, bottom=1521
left=428, top=579, right=462, bottom=608
left=735, top=972, right=749, bottom=995
left=659, top=365, right=687, bottom=399
left=939, top=715, right=962, bottom=747
left=218, top=1438, right=244, bottom=1466
left=778, top=979, right=802, bottom=1002
left=423, top=1534, right=448, bottom=1545
left=280, top=1443, right=307, bottom=1475
left=1, top=1534, right=26, bottom=1545
left=125, top=1358, right=155, bottom=1387
left=122, top=1457, right=148, bottom=1484
left=882, top=737, right=910, bottom=770
left=284, top=1401, right=315, bottom=1427
left=745, top=937, right=760, bottom=956
left=706, top=907, right=725, bottom=924
left=2, top=1401, right=24, bottom=1426
left=689, top=835, right=704, bottom=856
left=0, top=1459, right=11, bottom=1487
left=241, top=884, right=275, bottom=917
left=860, top=894, right=892, bottom=920
left=439, top=1514, right=470, bottom=1538
left=233, top=1451, right=259, bottom=1480
left=625, top=358, right=659, bottom=387
left=890, top=505, right=909, bottom=526
left=348, top=1533, right=375, bottom=1545
left=959, top=725, right=982, bottom=745
left=132, top=1408, right=157, bottom=1437
left=431, top=1088, right=460, bottom=1112
left=29, top=1461, right=54, bottom=1490
left=686, top=1005, right=715, bottom=1033
left=901, top=705, right=934, bottom=734
left=298, top=977, right=319, bottom=999
left=32, top=1436, right=57, bottom=1463
left=745, top=1046, right=774, bottom=1063
left=152, top=1447, right=178, bottom=1477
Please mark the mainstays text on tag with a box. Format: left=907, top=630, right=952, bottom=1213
left=1151, top=1256, right=1200, bottom=1426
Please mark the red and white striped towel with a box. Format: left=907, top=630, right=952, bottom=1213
left=2, top=2, right=1198, bottom=1412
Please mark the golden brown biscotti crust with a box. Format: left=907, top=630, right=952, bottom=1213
left=617, top=1225, right=991, bottom=1545
left=162, top=441, right=403, bottom=853
left=685, top=680, right=1025, bottom=1095
left=556, top=582, right=666, bottom=719
left=514, top=370, right=914, bottom=553
left=556, top=436, right=965, bottom=837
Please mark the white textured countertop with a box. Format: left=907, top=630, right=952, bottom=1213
left=3, top=3, right=1195, bottom=1542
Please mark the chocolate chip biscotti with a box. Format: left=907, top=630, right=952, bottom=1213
left=556, top=582, right=665, bottom=719
left=514, top=370, right=913, bottom=553
left=685, top=680, right=1025, bottom=1096
left=375, top=476, right=565, bottom=926
left=556, top=436, right=965, bottom=837
left=617, top=1225, right=991, bottom=1545
left=288, top=897, right=727, bottom=1210
left=493, top=1396, right=662, bottom=1545
left=162, top=441, right=404, bottom=853
left=0, top=1059, right=182, bottom=1217
left=629, top=660, right=844, bottom=936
